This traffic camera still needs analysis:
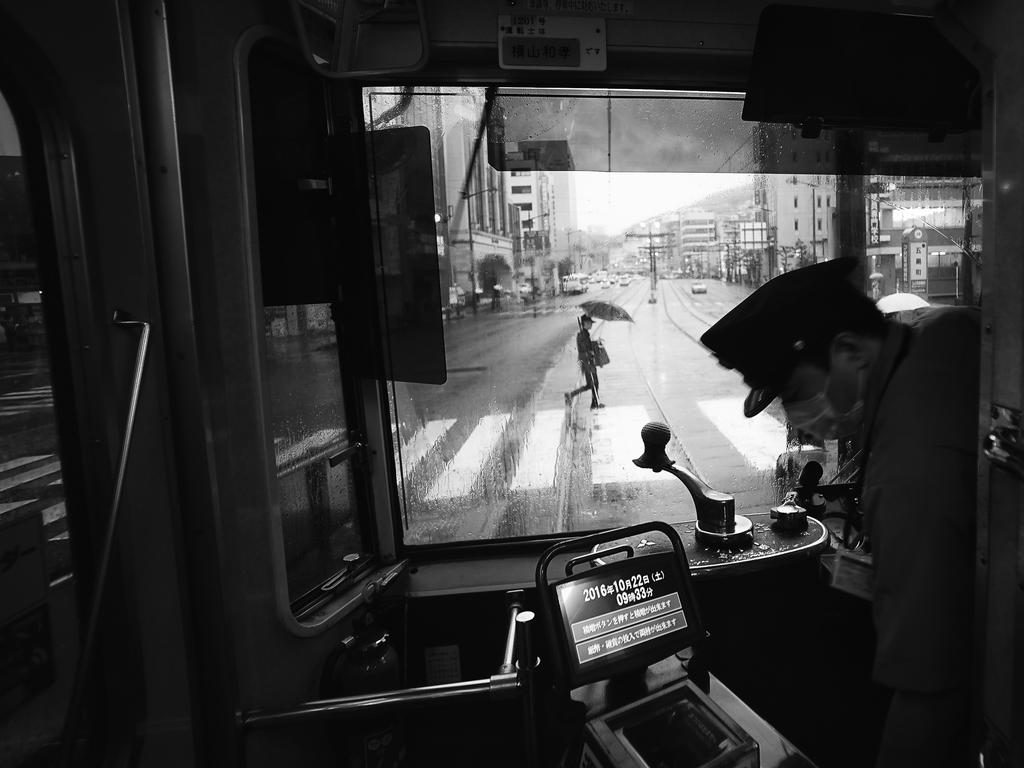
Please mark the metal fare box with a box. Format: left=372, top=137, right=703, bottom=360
left=579, top=678, right=759, bottom=768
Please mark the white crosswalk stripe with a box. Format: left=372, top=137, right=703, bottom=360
left=0, top=499, right=34, bottom=515
left=41, top=501, right=66, bottom=526
left=0, top=454, right=67, bottom=530
left=0, top=459, right=61, bottom=493
left=697, top=397, right=787, bottom=471
left=425, top=414, right=512, bottom=501
left=510, top=409, right=566, bottom=490
left=590, top=406, right=659, bottom=485
left=0, top=455, right=50, bottom=473
left=0, top=385, right=53, bottom=417
left=396, top=418, right=456, bottom=472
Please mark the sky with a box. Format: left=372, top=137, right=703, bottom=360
left=574, top=172, right=752, bottom=233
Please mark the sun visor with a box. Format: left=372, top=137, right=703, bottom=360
left=484, top=88, right=980, bottom=178
left=742, top=5, right=981, bottom=138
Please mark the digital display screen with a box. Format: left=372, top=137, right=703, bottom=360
left=555, top=552, right=692, bottom=673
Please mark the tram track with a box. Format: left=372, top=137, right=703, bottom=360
left=560, top=280, right=707, bottom=502
left=659, top=279, right=717, bottom=342
left=618, top=281, right=716, bottom=487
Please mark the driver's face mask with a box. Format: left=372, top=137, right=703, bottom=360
left=784, top=372, right=864, bottom=440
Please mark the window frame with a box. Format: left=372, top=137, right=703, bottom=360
left=0, top=27, right=123, bottom=763
left=238, top=32, right=389, bottom=632
left=357, top=83, right=984, bottom=564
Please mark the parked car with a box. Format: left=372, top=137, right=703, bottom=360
left=691, top=282, right=707, bottom=294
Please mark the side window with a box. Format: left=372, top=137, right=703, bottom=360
left=248, top=39, right=373, bottom=618
left=0, top=89, right=80, bottom=764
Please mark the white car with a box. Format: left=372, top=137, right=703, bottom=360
left=691, top=282, right=708, bottom=294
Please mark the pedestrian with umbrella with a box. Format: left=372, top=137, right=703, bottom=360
left=564, top=314, right=605, bottom=410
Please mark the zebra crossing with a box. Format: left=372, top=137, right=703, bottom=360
left=697, top=397, right=788, bottom=471
left=397, top=400, right=790, bottom=502
left=401, top=405, right=691, bottom=502
left=0, top=385, right=53, bottom=417
left=0, top=454, right=67, bottom=544
left=0, top=396, right=789, bottom=543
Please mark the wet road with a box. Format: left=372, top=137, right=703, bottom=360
left=384, top=277, right=801, bottom=545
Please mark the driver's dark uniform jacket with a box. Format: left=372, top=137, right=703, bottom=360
left=860, top=305, right=979, bottom=692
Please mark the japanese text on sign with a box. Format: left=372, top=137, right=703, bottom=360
left=497, top=14, right=606, bottom=72
left=571, top=591, right=684, bottom=643
left=577, top=611, right=686, bottom=663
left=501, top=37, right=580, bottom=67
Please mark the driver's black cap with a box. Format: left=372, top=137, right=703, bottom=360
left=700, top=258, right=878, bottom=417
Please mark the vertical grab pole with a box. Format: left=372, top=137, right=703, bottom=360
left=500, top=590, right=524, bottom=674
left=60, top=311, right=150, bottom=767
left=516, top=610, right=540, bottom=768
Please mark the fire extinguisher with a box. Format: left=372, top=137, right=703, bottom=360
left=320, top=611, right=405, bottom=768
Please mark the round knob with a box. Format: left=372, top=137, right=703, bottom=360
left=796, top=460, right=823, bottom=489
left=633, top=421, right=675, bottom=470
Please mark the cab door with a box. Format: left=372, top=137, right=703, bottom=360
left=0, top=3, right=206, bottom=765
left=937, top=2, right=1024, bottom=763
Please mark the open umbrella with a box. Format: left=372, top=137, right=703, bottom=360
left=876, top=292, right=930, bottom=314
left=580, top=300, right=634, bottom=322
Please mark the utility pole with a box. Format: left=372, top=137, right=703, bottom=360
left=625, top=228, right=673, bottom=304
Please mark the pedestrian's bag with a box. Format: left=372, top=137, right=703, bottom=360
left=593, top=340, right=610, bottom=367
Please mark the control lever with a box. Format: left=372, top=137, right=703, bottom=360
left=787, top=459, right=864, bottom=545
left=771, top=461, right=823, bottom=532
left=633, top=422, right=753, bottom=547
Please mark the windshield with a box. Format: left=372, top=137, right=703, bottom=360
left=363, top=87, right=982, bottom=546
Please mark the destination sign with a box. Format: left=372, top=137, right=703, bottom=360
left=497, top=15, right=606, bottom=71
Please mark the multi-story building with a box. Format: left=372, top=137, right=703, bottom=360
left=441, top=120, right=517, bottom=301
left=768, top=174, right=837, bottom=269
left=868, top=176, right=981, bottom=304
left=678, top=210, right=717, bottom=278
left=503, top=167, right=553, bottom=293
left=549, top=173, right=578, bottom=281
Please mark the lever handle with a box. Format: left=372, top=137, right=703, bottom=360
left=633, top=421, right=736, bottom=533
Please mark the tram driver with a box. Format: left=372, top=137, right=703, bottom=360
left=700, top=257, right=980, bottom=768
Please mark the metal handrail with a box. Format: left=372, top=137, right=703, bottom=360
left=60, top=312, right=150, bottom=767
left=240, top=590, right=540, bottom=767
left=241, top=673, right=519, bottom=730
left=500, top=592, right=524, bottom=674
